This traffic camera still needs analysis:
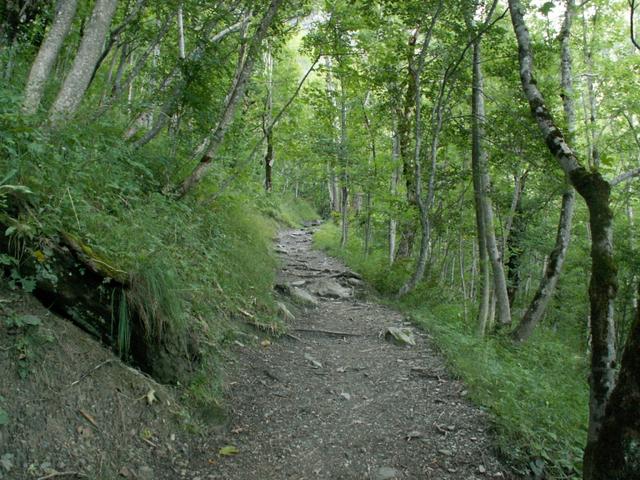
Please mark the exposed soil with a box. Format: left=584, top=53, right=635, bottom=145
left=0, top=226, right=517, bottom=479
left=0, top=289, right=215, bottom=480
left=210, top=227, right=516, bottom=479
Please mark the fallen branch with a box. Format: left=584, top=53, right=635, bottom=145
left=142, top=437, right=159, bottom=448
left=284, top=332, right=303, bottom=342
left=294, top=328, right=361, bottom=337
left=37, top=471, right=88, bottom=479
left=78, top=409, right=99, bottom=429
left=69, top=359, right=114, bottom=387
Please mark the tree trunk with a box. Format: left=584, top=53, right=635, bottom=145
left=396, top=32, right=419, bottom=259
left=507, top=2, right=618, bottom=476
left=339, top=80, right=349, bottom=249
left=361, top=92, right=377, bottom=257
left=511, top=186, right=575, bottom=342
left=396, top=3, right=443, bottom=297
left=263, top=43, right=274, bottom=192
left=586, top=285, right=640, bottom=479
left=23, top=0, right=79, bottom=114
left=512, top=0, right=576, bottom=342
left=389, top=120, right=400, bottom=265
left=177, top=3, right=185, bottom=59
left=505, top=174, right=526, bottom=307
left=581, top=8, right=600, bottom=169
left=176, top=0, right=284, bottom=198
left=471, top=34, right=512, bottom=327
left=471, top=41, right=491, bottom=335
left=49, top=0, right=119, bottom=122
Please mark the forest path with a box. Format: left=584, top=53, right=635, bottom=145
left=211, top=227, right=515, bottom=480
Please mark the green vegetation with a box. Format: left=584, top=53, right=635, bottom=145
left=315, top=222, right=588, bottom=477
left=1, top=0, right=639, bottom=478
left=0, top=87, right=316, bottom=406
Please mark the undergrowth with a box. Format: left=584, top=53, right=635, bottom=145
left=0, top=87, right=317, bottom=413
left=314, top=222, right=588, bottom=479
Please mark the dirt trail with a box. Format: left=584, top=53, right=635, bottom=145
left=213, top=227, right=515, bottom=480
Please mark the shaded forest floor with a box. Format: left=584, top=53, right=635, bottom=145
left=0, top=226, right=516, bottom=479
left=210, top=227, right=515, bottom=479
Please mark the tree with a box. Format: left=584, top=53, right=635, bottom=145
left=22, top=0, right=79, bottom=114
left=49, top=0, right=119, bottom=122
left=511, top=0, right=576, bottom=343
left=176, top=0, right=286, bottom=198
left=507, top=0, right=618, bottom=476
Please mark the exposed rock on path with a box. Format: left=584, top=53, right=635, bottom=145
left=213, top=228, right=516, bottom=479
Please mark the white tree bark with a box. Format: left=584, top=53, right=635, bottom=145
left=508, top=2, right=617, bottom=476
left=512, top=0, right=576, bottom=342
left=176, top=0, right=284, bottom=197
left=389, top=117, right=400, bottom=265
left=471, top=35, right=511, bottom=328
left=177, top=4, right=185, bottom=59
left=49, top=0, right=119, bottom=122
left=23, top=0, right=79, bottom=114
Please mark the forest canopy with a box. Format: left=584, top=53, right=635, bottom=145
left=1, top=0, right=639, bottom=478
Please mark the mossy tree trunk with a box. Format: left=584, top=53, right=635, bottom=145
left=508, top=1, right=618, bottom=476
left=512, top=0, right=576, bottom=342
left=586, top=284, right=640, bottom=479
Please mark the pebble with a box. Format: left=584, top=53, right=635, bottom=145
left=373, top=466, right=401, bottom=480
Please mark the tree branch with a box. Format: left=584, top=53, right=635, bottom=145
left=610, top=167, right=640, bottom=186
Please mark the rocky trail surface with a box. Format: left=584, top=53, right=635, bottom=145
left=212, top=227, right=516, bottom=480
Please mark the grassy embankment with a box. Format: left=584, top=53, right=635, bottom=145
left=314, top=222, right=588, bottom=479
left=0, top=90, right=317, bottom=418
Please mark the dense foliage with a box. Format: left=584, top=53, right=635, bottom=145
left=1, top=0, right=639, bottom=478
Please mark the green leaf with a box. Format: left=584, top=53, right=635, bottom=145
left=20, top=278, right=36, bottom=293
left=539, top=1, right=554, bottom=15
left=218, top=445, right=239, bottom=456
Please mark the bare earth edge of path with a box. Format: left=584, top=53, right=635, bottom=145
left=209, top=227, right=517, bottom=480
left=0, top=226, right=518, bottom=479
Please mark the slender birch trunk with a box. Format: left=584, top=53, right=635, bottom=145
left=471, top=39, right=491, bottom=334
left=362, top=92, right=376, bottom=257
left=505, top=173, right=526, bottom=306
left=177, top=4, right=185, bottom=60
left=512, top=0, right=576, bottom=342
left=396, top=3, right=443, bottom=297
left=508, top=2, right=617, bottom=477
left=582, top=9, right=600, bottom=169
left=470, top=25, right=511, bottom=327
left=23, top=0, right=79, bottom=114
left=263, top=44, right=274, bottom=192
left=389, top=117, right=400, bottom=265
left=339, top=80, right=349, bottom=249
left=49, top=0, right=119, bottom=122
left=176, top=0, right=284, bottom=198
